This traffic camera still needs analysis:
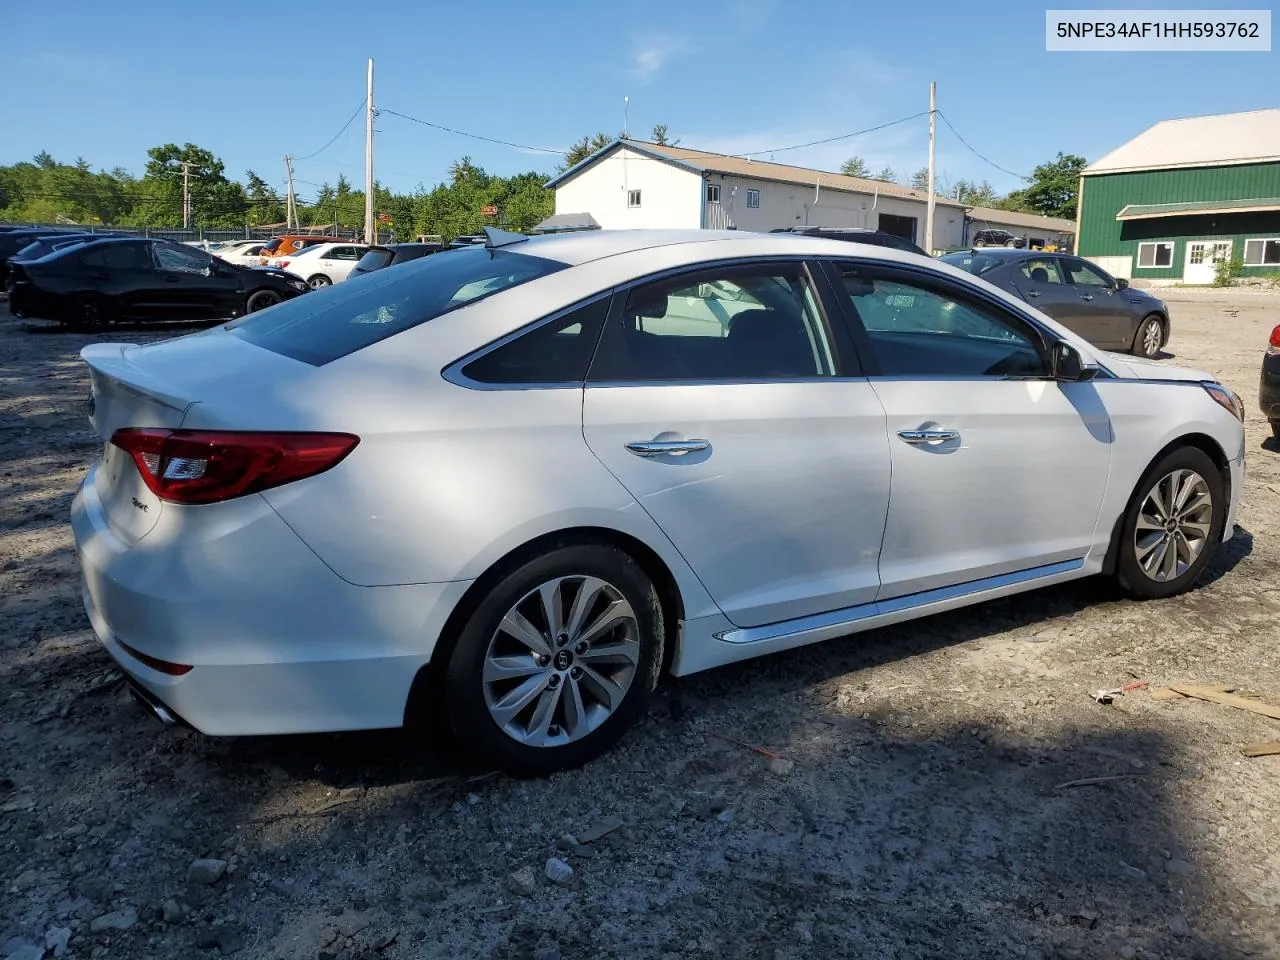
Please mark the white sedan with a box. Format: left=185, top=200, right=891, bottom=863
left=212, top=240, right=269, bottom=267
left=72, top=229, right=1245, bottom=774
left=267, top=241, right=368, bottom=288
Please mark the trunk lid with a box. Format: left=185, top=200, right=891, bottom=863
left=81, top=329, right=313, bottom=544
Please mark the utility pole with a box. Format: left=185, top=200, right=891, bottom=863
left=364, top=58, right=375, bottom=244
left=181, top=161, right=193, bottom=229
left=925, top=81, right=936, bottom=256
left=283, top=155, right=297, bottom=230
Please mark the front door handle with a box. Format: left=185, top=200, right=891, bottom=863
left=897, top=429, right=960, bottom=446
left=1024, top=290, right=1041, bottom=298
left=1079, top=293, right=1094, bottom=301
left=626, top=439, right=710, bottom=458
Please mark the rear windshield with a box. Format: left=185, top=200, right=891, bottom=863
left=228, top=246, right=568, bottom=365
left=356, top=249, right=393, bottom=271
left=261, top=238, right=283, bottom=254
left=940, top=252, right=1004, bottom=275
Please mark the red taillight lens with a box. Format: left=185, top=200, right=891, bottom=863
left=110, top=429, right=359, bottom=505
left=1268, top=325, right=1280, bottom=356
left=278, top=259, right=290, bottom=268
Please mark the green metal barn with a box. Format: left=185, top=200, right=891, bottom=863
left=1077, top=109, right=1280, bottom=284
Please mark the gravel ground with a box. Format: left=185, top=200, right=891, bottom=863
left=2, top=291, right=1279, bottom=960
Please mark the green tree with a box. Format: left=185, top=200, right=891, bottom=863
left=243, top=169, right=285, bottom=226
left=949, top=179, right=998, bottom=207
left=839, top=157, right=869, bottom=178
left=561, top=132, right=614, bottom=171
left=874, top=166, right=897, bottom=183
left=910, top=167, right=929, bottom=189
left=650, top=123, right=679, bottom=146
left=999, top=152, right=1086, bottom=219
left=32, top=150, right=55, bottom=170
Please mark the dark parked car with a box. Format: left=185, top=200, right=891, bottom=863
left=8, top=237, right=308, bottom=327
left=1261, top=324, right=1280, bottom=438
left=771, top=226, right=928, bottom=257
left=0, top=228, right=82, bottom=287
left=940, top=249, right=1169, bottom=357
left=350, top=242, right=446, bottom=278
left=971, top=228, right=1025, bottom=248
left=9, top=232, right=121, bottom=267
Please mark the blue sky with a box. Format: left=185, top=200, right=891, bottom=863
left=4, top=0, right=1274, bottom=202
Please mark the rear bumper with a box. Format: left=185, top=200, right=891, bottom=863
left=72, top=465, right=472, bottom=735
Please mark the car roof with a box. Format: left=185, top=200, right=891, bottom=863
left=949, top=247, right=1036, bottom=258
left=507, top=228, right=948, bottom=267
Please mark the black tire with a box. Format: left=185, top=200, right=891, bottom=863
left=75, top=297, right=109, bottom=331
left=973, top=238, right=986, bottom=248
left=441, top=541, right=664, bottom=775
left=1132, top=314, right=1164, bottom=359
left=1004, top=239, right=1019, bottom=247
left=245, top=289, right=282, bottom=313
left=1116, top=445, right=1225, bottom=600
left=306, top=274, right=331, bottom=290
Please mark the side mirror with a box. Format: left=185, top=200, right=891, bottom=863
left=1114, top=276, right=1129, bottom=289
left=1052, top=341, right=1099, bottom=382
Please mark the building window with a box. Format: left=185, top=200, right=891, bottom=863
left=706, top=183, right=721, bottom=204
left=627, top=189, right=642, bottom=208
left=1244, top=238, right=1280, bottom=266
left=1136, top=241, right=1174, bottom=269
left=746, top=189, right=760, bottom=208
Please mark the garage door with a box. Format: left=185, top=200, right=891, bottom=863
left=878, top=213, right=918, bottom=242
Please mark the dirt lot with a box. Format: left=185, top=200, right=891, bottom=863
left=2, top=290, right=1279, bottom=960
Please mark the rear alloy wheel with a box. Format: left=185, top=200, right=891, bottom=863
left=1116, top=446, right=1225, bottom=599
left=245, top=290, right=281, bottom=313
left=441, top=542, right=663, bottom=774
left=1004, top=239, right=1019, bottom=247
left=973, top=239, right=987, bottom=247
left=307, top=274, right=331, bottom=290
left=1133, top=315, right=1164, bottom=359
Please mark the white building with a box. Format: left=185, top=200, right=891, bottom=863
left=546, top=139, right=967, bottom=251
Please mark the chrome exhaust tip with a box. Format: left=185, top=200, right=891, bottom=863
left=128, top=682, right=177, bottom=727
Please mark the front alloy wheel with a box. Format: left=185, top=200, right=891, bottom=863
left=1116, top=446, right=1224, bottom=599
left=1135, top=317, right=1163, bottom=358
left=1132, top=469, right=1213, bottom=582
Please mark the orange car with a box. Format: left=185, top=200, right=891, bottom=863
left=257, top=235, right=343, bottom=265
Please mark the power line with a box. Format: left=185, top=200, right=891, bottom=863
left=737, top=112, right=931, bottom=157
left=380, top=108, right=569, bottom=155
left=936, top=111, right=1030, bottom=181
left=293, top=97, right=368, bottom=161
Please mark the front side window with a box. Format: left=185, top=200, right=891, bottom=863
left=229, top=246, right=568, bottom=365
left=627, top=189, right=642, bottom=208
left=746, top=189, right=760, bottom=208
left=461, top=296, right=610, bottom=385
left=706, top=183, right=721, bottom=204
left=1136, top=241, right=1174, bottom=268
left=153, top=243, right=211, bottom=274
left=1018, top=258, right=1065, bottom=284
left=1060, top=258, right=1111, bottom=286
left=590, top=265, right=835, bottom=382
left=1244, top=238, right=1280, bottom=266
left=833, top=264, right=1047, bottom=378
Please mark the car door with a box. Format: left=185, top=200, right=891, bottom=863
left=823, top=259, right=1111, bottom=599
left=1008, top=256, right=1078, bottom=322
left=151, top=242, right=240, bottom=319
left=1058, top=256, right=1131, bottom=348
left=326, top=246, right=363, bottom=282
left=79, top=241, right=162, bottom=321
left=581, top=260, right=892, bottom=629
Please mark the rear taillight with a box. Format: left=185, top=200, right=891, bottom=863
left=110, top=429, right=359, bottom=505
left=1268, top=325, right=1280, bottom=357
left=278, top=259, right=290, bottom=268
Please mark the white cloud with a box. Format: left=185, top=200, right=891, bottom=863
left=630, top=37, right=691, bottom=83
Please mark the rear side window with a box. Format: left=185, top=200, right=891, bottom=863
left=589, top=265, right=836, bottom=382
left=261, top=238, right=282, bottom=254
left=356, top=249, right=393, bottom=271
left=80, top=243, right=148, bottom=270
left=939, top=252, right=1004, bottom=275
left=229, top=247, right=568, bottom=365
left=461, top=296, right=610, bottom=385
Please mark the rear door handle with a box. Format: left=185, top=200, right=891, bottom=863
left=1023, top=290, right=1040, bottom=298
left=897, top=429, right=960, bottom=445
left=626, top=440, right=710, bottom=457
left=1079, top=294, right=1094, bottom=301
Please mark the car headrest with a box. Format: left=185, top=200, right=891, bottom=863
left=631, top=292, right=668, bottom=319
left=1030, top=266, right=1049, bottom=284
